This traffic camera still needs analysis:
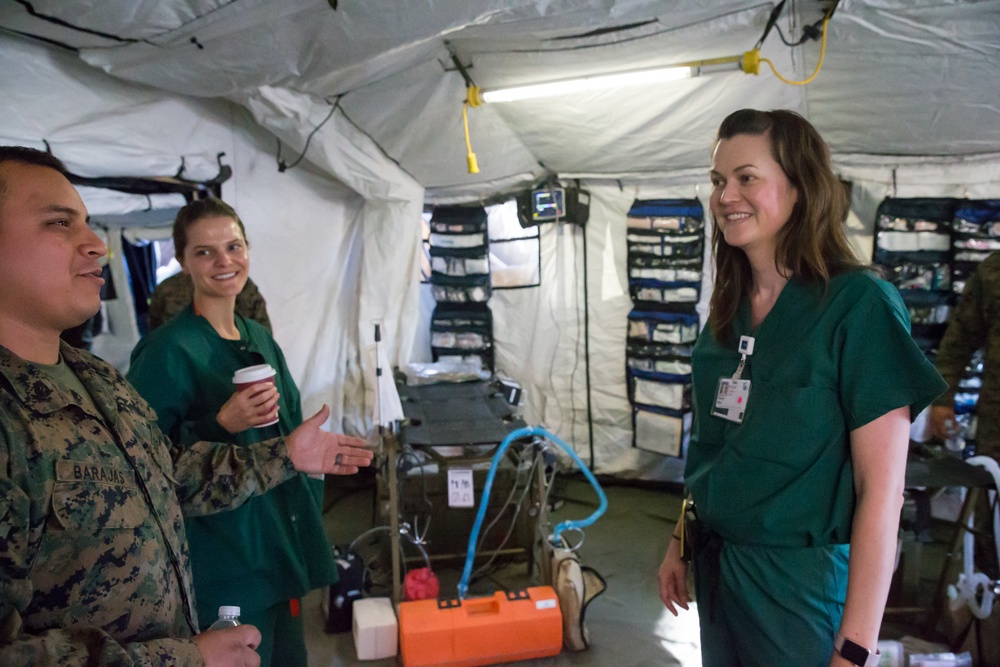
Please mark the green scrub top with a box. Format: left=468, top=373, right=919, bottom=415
left=128, top=306, right=337, bottom=624
left=685, top=271, right=947, bottom=548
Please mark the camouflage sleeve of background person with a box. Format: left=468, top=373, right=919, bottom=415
left=235, top=277, right=272, bottom=333
left=933, top=253, right=999, bottom=406
left=147, top=272, right=194, bottom=331
left=149, top=272, right=272, bottom=332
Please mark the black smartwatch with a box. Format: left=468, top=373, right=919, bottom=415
left=834, top=634, right=879, bottom=667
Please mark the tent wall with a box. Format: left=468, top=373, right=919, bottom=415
left=0, top=33, right=422, bottom=437
left=481, top=184, right=710, bottom=478
left=461, top=164, right=1000, bottom=478
left=6, top=0, right=1000, bottom=479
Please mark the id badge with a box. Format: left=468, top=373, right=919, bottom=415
left=712, top=378, right=750, bottom=423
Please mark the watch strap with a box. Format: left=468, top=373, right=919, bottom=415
left=834, top=633, right=880, bottom=667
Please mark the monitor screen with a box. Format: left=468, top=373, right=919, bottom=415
left=532, top=187, right=565, bottom=222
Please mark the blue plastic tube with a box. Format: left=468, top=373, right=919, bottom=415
left=457, top=426, right=608, bottom=599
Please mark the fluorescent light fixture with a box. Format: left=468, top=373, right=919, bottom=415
left=468, top=51, right=758, bottom=106
left=482, top=66, right=693, bottom=103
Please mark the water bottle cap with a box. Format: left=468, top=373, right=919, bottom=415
left=218, top=605, right=241, bottom=617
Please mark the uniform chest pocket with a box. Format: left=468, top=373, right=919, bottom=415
left=52, top=461, right=146, bottom=530
left=736, top=381, right=844, bottom=466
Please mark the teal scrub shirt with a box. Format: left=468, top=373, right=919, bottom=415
left=685, top=271, right=946, bottom=665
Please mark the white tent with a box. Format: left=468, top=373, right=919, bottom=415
left=2, top=0, right=999, bottom=477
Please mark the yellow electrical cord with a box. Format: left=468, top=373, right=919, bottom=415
left=462, top=101, right=480, bottom=174
left=758, top=12, right=831, bottom=86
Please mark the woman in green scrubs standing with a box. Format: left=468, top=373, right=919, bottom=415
left=128, top=199, right=344, bottom=666
left=657, top=109, right=947, bottom=666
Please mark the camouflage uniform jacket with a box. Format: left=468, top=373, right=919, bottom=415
left=0, top=341, right=297, bottom=665
left=934, top=251, right=1000, bottom=458
left=148, top=273, right=272, bottom=332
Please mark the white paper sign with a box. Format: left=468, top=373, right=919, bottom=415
left=447, top=468, right=475, bottom=508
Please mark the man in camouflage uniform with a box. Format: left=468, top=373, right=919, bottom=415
left=0, top=146, right=373, bottom=665
left=149, top=272, right=272, bottom=332
left=931, top=251, right=1000, bottom=461
left=931, top=251, right=1000, bottom=602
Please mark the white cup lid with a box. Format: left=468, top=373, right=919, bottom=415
left=232, top=364, right=275, bottom=384
left=218, top=605, right=241, bottom=617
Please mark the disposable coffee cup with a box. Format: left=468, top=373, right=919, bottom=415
left=232, top=364, right=279, bottom=427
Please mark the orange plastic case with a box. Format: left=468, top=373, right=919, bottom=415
left=399, top=586, right=562, bottom=667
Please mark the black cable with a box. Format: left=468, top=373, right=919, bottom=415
left=568, top=210, right=582, bottom=449
left=13, top=0, right=138, bottom=43
left=445, top=41, right=476, bottom=88
left=767, top=0, right=839, bottom=48
left=0, top=24, right=78, bottom=51
left=276, top=98, right=340, bottom=172
left=470, top=448, right=542, bottom=584
left=473, top=444, right=534, bottom=555
left=468, top=3, right=771, bottom=55
left=754, top=0, right=787, bottom=50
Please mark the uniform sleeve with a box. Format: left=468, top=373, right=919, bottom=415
left=0, top=427, right=204, bottom=666
left=147, top=274, right=193, bottom=332
left=933, top=266, right=989, bottom=406
left=128, top=328, right=297, bottom=516
left=167, top=430, right=297, bottom=517
left=146, top=291, right=169, bottom=331
left=237, top=278, right=272, bottom=333
left=837, top=282, right=948, bottom=430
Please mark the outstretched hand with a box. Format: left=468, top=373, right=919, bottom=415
left=286, top=405, right=374, bottom=475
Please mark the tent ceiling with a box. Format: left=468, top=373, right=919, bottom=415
left=2, top=0, right=999, bottom=198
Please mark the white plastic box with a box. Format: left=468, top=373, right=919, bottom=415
left=352, top=597, right=398, bottom=660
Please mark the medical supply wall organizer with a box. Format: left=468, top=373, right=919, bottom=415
left=625, top=199, right=704, bottom=457
left=428, top=205, right=495, bottom=371
left=398, top=426, right=607, bottom=667
left=873, top=198, right=958, bottom=359
left=873, top=197, right=1000, bottom=452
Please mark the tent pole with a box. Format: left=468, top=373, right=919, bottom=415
left=581, top=222, right=595, bottom=469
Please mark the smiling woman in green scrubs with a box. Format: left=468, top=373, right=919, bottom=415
left=128, top=199, right=342, bottom=667
left=657, top=109, right=947, bottom=667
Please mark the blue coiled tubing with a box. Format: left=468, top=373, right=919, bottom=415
left=457, top=426, right=608, bottom=599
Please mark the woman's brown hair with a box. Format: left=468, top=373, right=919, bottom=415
left=173, top=197, right=247, bottom=261
left=708, top=108, right=863, bottom=344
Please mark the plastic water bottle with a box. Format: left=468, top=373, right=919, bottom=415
left=208, top=605, right=241, bottom=630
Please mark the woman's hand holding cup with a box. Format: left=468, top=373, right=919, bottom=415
left=218, top=364, right=281, bottom=433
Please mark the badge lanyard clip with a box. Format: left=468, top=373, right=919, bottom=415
left=712, top=336, right=754, bottom=423
left=732, top=335, right=754, bottom=379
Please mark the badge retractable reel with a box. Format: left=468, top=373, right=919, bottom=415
left=712, top=335, right=754, bottom=423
